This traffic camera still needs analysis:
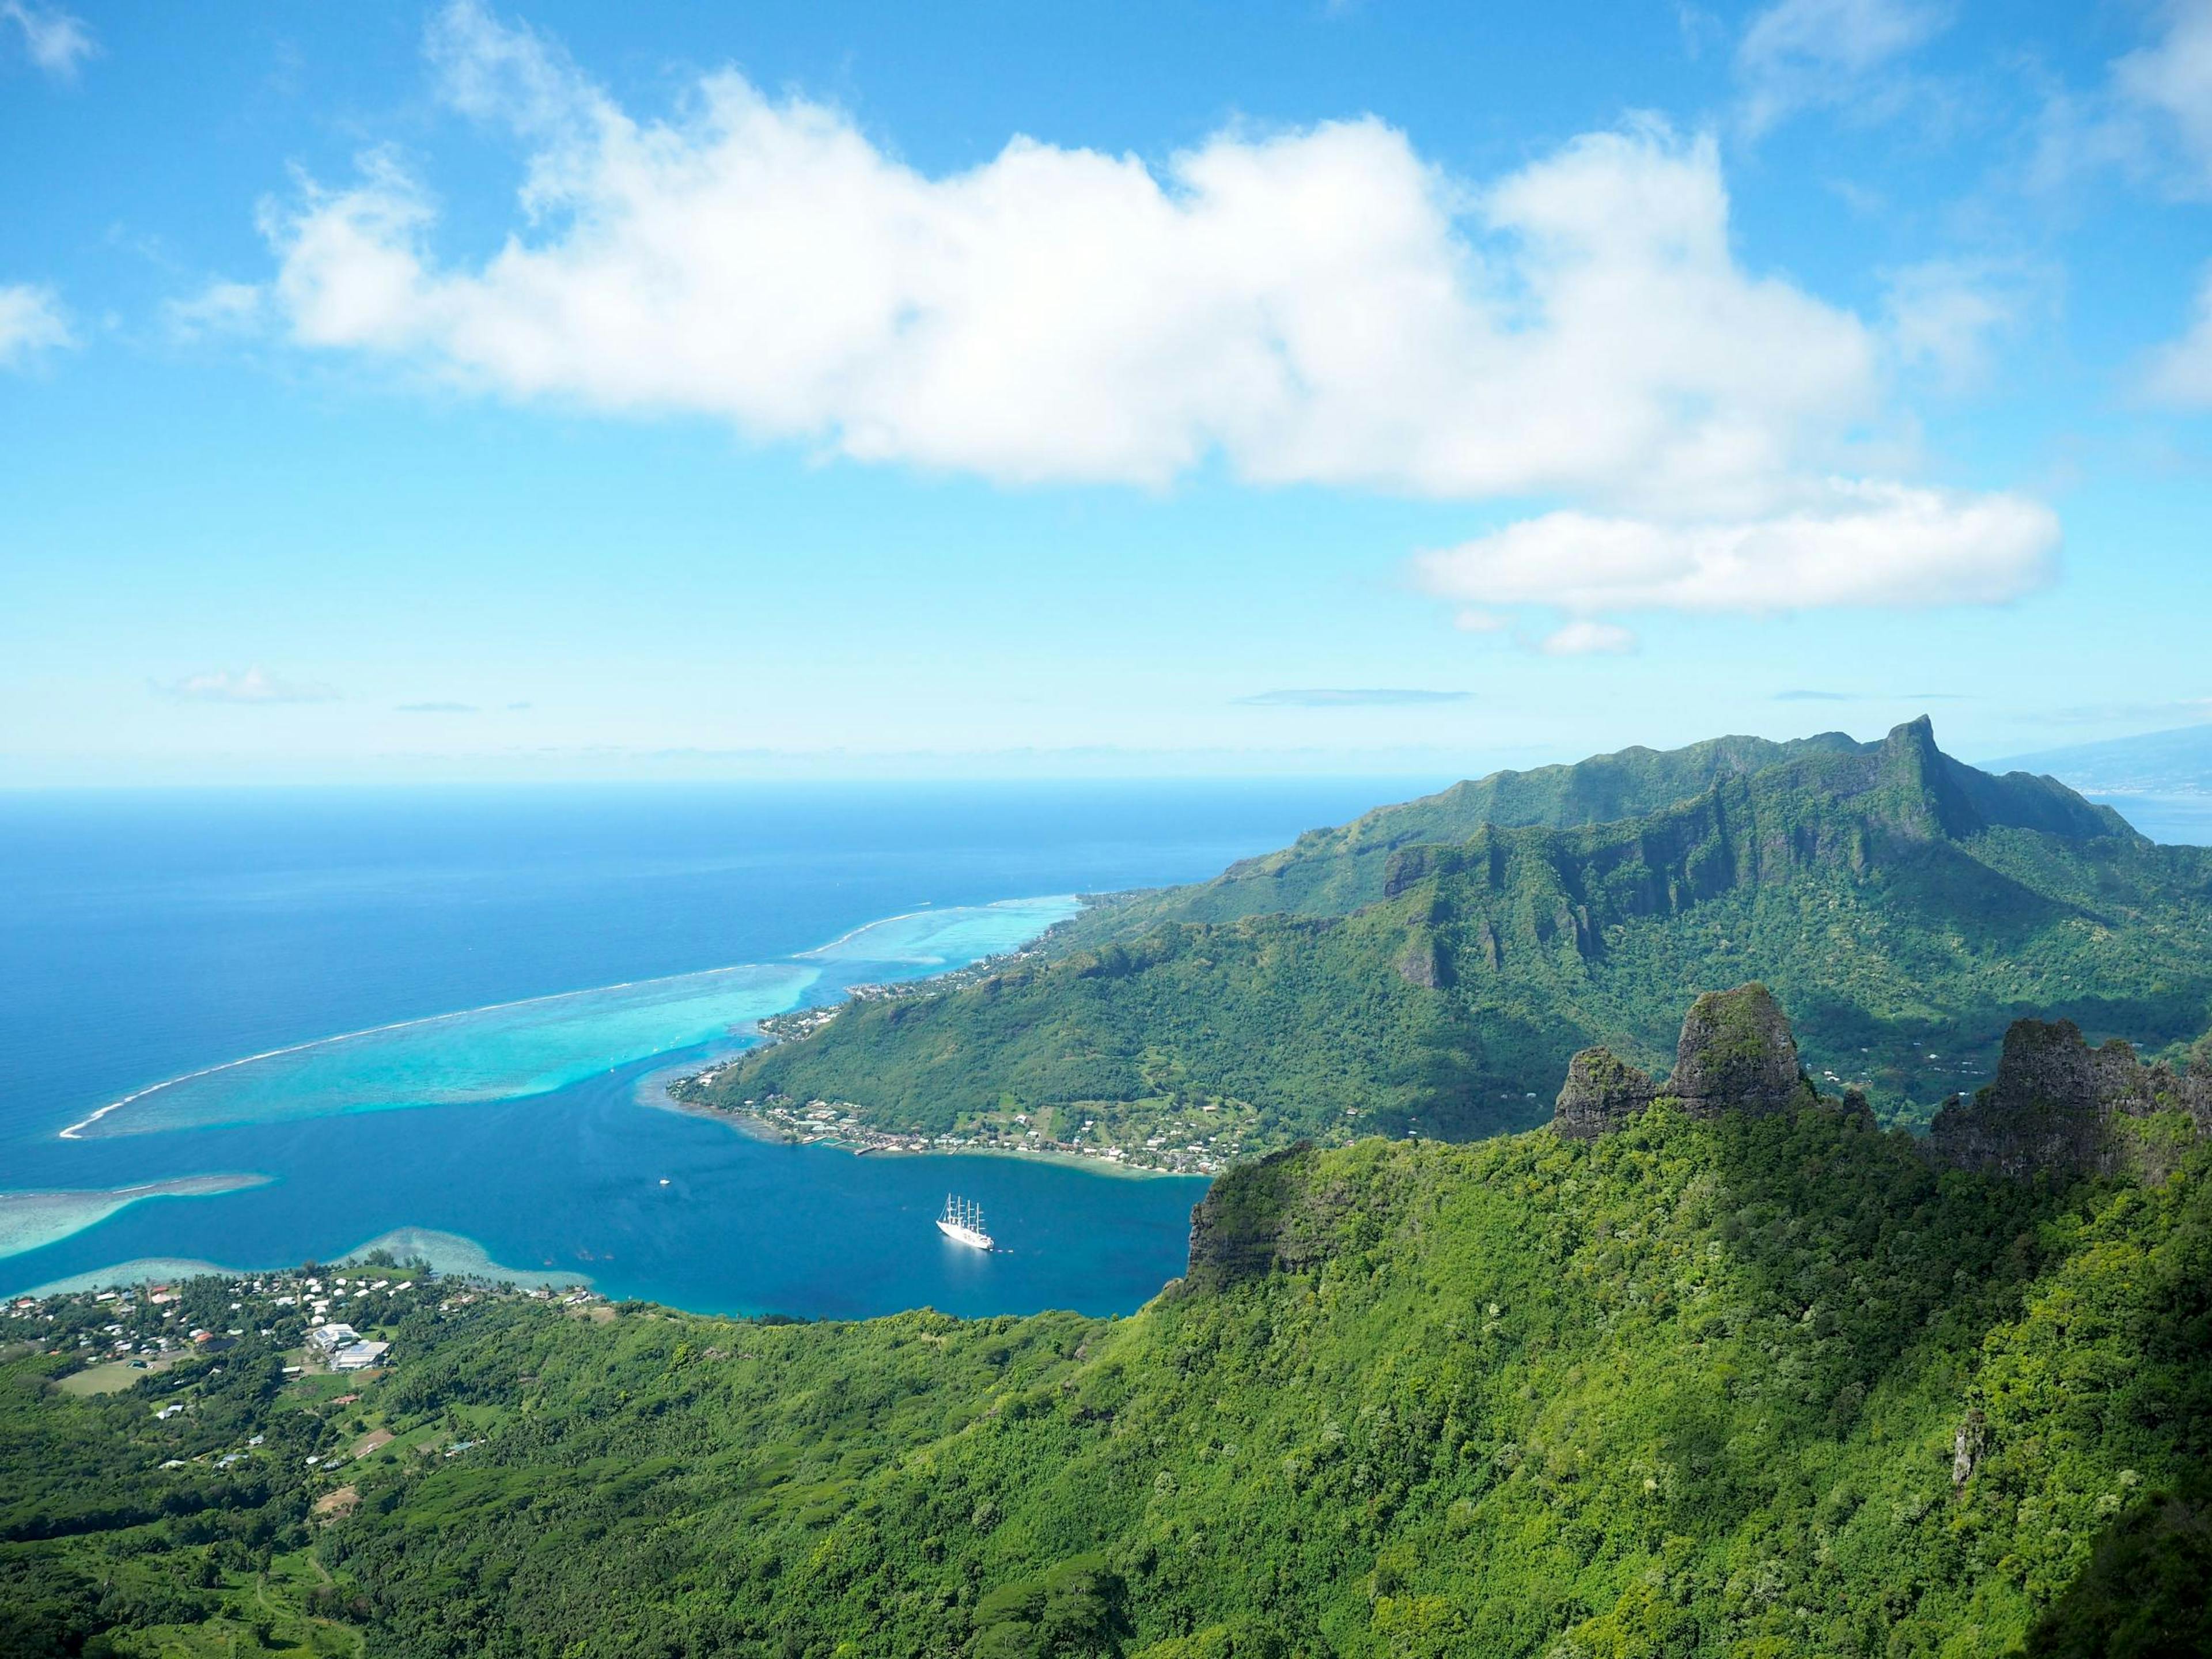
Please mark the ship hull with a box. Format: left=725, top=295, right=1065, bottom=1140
left=935, top=1218, right=993, bottom=1251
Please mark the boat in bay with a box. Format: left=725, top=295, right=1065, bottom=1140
left=935, top=1194, right=993, bottom=1251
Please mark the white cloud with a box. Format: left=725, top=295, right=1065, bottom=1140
left=2031, top=2, right=2212, bottom=196
left=0, top=282, right=70, bottom=366
left=1881, top=259, right=2031, bottom=393
left=2113, top=0, right=2212, bottom=180
left=1236, top=688, right=1472, bottom=707
left=245, top=3, right=2055, bottom=647
left=1451, top=608, right=1510, bottom=634
left=1736, top=0, right=1948, bottom=135
left=163, top=281, right=267, bottom=340
left=2145, top=263, right=2212, bottom=405
left=261, top=4, right=1880, bottom=516
left=161, top=667, right=340, bottom=705
left=2, top=0, right=93, bottom=80
left=1412, top=480, right=2058, bottom=624
left=1541, top=620, right=1639, bottom=656
left=2032, top=4, right=2212, bottom=399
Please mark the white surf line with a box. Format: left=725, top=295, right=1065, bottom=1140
left=798, top=904, right=949, bottom=958
left=58, top=897, right=1067, bottom=1141
left=57, top=960, right=813, bottom=1141
left=797, top=895, right=1078, bottom=959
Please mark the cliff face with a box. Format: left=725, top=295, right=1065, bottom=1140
left=1182, top=1142, right=1340, bottom=1291
left=1551, top=1047, right=1660, bottom=1140
left=1165, top=717, right=2134, bottom=928
left=1552, top=983, right=1811, bottom=1138
left=1671, top=984, right=1818, bottom=1118
left=1552, top=986, right=2212, bottom=1186
left=1926, top=1018, right=2212, bottom=1181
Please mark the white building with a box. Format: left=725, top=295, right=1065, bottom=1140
left=330, top=1340, right=390, bottom=1372
left=305, top=1321, right=358, bottom=1356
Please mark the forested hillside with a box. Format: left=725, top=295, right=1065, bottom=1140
left=1082, top=728, right=1876, bottom=928
left=9, top=991, right=2212, bottom=1656
left=698, top=719, right=2212, bottom=1154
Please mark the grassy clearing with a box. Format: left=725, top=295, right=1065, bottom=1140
left=56, top=1355, right=183, bottom=1396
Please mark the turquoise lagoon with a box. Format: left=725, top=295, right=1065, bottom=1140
left=0, top=1175, right=272, bottom=1261
left=0, top=783, right=1430, bottom=1315
left=65, top=897, right=1076, bottom=1140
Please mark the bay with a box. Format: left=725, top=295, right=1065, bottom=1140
left=2090, top=792, right=2212, bottom=847
left=0, top=779, right=1430, bottom=1314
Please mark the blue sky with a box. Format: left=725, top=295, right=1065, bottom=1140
left=3, top=0, right=2210, bottom=783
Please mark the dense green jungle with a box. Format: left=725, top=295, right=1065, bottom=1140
left=697, top=718, right=2212, bottom=1156
left=9, top=984, right=2212, bottom=1657
left=12, top=722, right=2212, bottom=1657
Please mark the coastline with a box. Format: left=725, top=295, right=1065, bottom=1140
left=645, top=896, right=1227, bottom=1179
left=63, top=895, right=1082, bottom=1144
left=21, top=1225, right=592, bottom=1300
left=652, top=1071, right=1202, bottom=1180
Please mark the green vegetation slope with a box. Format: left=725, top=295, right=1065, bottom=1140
left=698, top=719, right=2211, bottom=1155
left=10, top=1044, right=2212, bottom=1656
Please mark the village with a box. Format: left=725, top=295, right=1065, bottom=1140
left=673, top=1079, right=1251, bottom=1177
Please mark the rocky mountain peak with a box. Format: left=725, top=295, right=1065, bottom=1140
left=1926, top=1018, right=2210, bottom=1181
left=1551, top=1047, right=1659, bottom=1139
left=1552, top=982, right=1815, bottom=1137
left=1671, top=983, right=1819, bottom=1119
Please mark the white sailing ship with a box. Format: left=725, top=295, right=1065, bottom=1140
left=935, top=1194, right=994, bottom=1251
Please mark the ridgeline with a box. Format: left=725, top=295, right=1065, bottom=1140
left=684, top=718, right=2212, bottom=1158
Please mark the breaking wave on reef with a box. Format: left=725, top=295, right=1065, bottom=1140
left=62, top=896, right=1081, bottom=1141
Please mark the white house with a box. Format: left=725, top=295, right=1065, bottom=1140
left=305, top=1322, right=357, bottom=1356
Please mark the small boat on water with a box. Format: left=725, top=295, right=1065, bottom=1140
left=935, top=1194, right=994, bottom=1251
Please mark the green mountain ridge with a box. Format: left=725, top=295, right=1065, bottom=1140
left=1093, top=720, right=2132, bottom=932
left=11, top=989, right=2212, bottom=1657
left=700, top=719, right=2212, bottom=1155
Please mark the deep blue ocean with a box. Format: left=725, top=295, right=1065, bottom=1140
left=0, top=781, right=1429, bottom=1317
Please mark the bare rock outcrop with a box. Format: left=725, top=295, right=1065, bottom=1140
left=1670, top=984, right=1818, bottom=1119
left=1552, top=1048, right=1659, bottom=1139
left=1551, top=982, right=1814, bottom=1138
left=1547, top=986, right=2212, bottom=1183
left=1181, top=1142, right=1340, bottom=1291
left=1926, top=1018, right=2212, bottom=1181
left=1396, top=930, right=1449, bottom=990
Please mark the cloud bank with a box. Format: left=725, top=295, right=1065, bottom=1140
left=1414, top=482, right=2057, bottom=635
left=161, top=668, right=340, bottom=706
left=252, top=2, right=2055, bottom=645
left=2, top=0, right=93, bottom=81
left=0, top=283, right=70, bottom=366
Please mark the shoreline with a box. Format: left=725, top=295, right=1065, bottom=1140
left=653, top=1074, right=1202, bottom=1181
left=58, top=895, right=1085, bottom=1143
left=18, top=1224, right=594, bottom=1300
left=649, top=896, right=1232, bottom=1179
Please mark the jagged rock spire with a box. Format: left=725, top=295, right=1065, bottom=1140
left=1551, top=1047, right=1658, bottom=1140
left=1671, top=984, right=1817, bottom=1119
left=1926, top=1018, right=2210, bottom=1181
left=1547, top=983, right=2212, bottom=1183
left=1552, top=982, right=1813, bottom=1137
